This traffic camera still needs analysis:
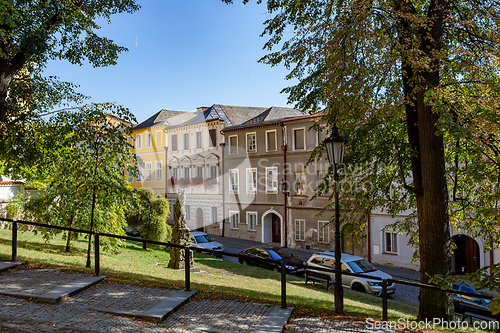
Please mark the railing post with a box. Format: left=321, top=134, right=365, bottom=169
left=281, top=261, right=287, bottom=309
left=185, top=247, right=191, bottom=291
left=12, top=220, right=17, bottom=262
left=94, top=233, right=100, bottom=276
left=382, top=279, right=388, bottom=321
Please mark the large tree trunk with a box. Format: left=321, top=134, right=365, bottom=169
left=415, top=89, right=453, bottom=320
left=396, top=0, right=454, bottom=320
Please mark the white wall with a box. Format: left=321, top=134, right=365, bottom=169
left=369, top=214, right=420, bottom=271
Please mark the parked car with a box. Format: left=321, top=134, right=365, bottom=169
left=305, top=252, right=396, bottom=296
left=123, top=227, right=141, bottom=237
left=190, top=232, right=224, bottom=256
left=238, top=247, right=304, bottom=274
left=452, top=283, right=493, bottom=318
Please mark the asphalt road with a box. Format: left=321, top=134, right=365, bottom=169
left=215, top=236, right=420, bottom=305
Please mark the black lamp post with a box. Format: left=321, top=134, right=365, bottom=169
left=324, top=124, right=345, bottom=314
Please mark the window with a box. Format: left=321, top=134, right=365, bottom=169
left=127, top=166, right=134, bottom=182
left=229, top=169, right=239, bottom=193
left=136, top=134, right=142, bottom=149
left=230, top=211, right=239, bottom=229
left=183, top=133, right=189, bottom=150
left=171, top=168, right=178, bottom=180
left=246, top=133, right=256, bottom=152
left=247, top=212, right=257, bottom=231
left=136, top=167, right=142, bottom=182
left=295, top=219, right=305, bottom=241
left=294, top=171, right=306, bottom=195
left=171, top=134, right=178, bottom=151
left=156, top=131, right=162, bottom=146
left=209, top=129, right=217, bottom=147
left=246, top=168, right=257, bottom=193
left=266, top=130, right=277, bottom=151
left=266, top=167, right=278, bottom=192
left=317, top=170, right=329, bottom=196
left=196, top=166, right=203, bottom=178
left=293, top=128, right=305, bottom=150
left=196, top=132, right=202, bottom=149
left=317, top=127, right=328, bottom=145
left=211, top=207, right=218, bottom=224
left=318, top=221, right=329, bottom=243
left=185, top=205, right=191, bottom=220
left=184, top=167, right=190, bottom=179
left=146, top=132, right=152, bottom=148
left=209, top=165, right=217, bottom=179
left=384, top=231, right=398, bottom=254
left=229, top=135, right=238, bottom=154
left=155, top=161, right=163, bottom=181
left=145, top=162, right=152, bottom=182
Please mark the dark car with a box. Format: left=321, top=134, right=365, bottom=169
left=238, top=247, right=304, bottom=274
left=452, top=283, right=494, bottom=320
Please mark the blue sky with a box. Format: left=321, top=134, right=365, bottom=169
left=43, top=0, right=295, bottom=124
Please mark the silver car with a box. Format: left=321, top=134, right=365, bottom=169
left=190, top=232, right=224, bottom=256
left=305, top=252, right=396, bottom=296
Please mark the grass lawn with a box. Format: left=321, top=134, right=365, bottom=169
left=0, top=228, right=418, bottom=322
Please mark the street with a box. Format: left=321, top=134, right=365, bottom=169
left=213, top=235, right=420, bottom=305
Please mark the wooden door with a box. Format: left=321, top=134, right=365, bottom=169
left=464, top=236, right=479, bottom=273
left=272, top=214, right=281, bottom=243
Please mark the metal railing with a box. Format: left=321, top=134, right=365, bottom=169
left=1, top=217, right=499, bottom=325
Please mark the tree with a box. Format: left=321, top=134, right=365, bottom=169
left=125, top=188, right=171, bottom=250
left=0, top=0, right=139, bottom=170
left=226, top=0, right=500, bottom=320
left=20, top=106, right=137, bottom=254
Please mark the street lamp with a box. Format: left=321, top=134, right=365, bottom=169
left=324, top=124, right=345, bottom=314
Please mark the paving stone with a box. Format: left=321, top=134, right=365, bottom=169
left=0, top=268, right=393, bottom=332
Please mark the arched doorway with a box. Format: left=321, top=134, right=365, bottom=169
left=262, top=210, right=282, bottom=244
left=195, top=208, right=204, bottom=232
left=452, top=234, right=480, bottom=274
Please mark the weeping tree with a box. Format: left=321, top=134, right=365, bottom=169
left=20, top=106, right=137, bottom=255
left=226, top=0, right=500, bottom=319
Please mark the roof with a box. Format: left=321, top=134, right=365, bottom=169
left=133, top=109, right=188, bottom=130
left=241, top=106, right=304, bottom=126
left=0, top=181, right=24, bottom=186
left=166, top=104, right=272, bottom=130
left=164, top=111, right=198, bottom=127
left=221, top=106, right=307, bottom=132
left=218, top=105, right=270, bottom=125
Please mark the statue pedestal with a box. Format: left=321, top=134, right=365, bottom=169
left=167, top=266, right=201, bottom=272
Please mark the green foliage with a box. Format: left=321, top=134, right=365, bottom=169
left=0, top=0, right=140, bottom=172
left=125, top=188, right=171, bottom=249
left=17, top=108, right=138, bottom=252
left=232, top=0, right=500, bottom=319
left=4, top=193, right=24, bottom=219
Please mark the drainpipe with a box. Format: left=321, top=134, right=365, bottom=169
left=490, top=236, right=494, bottom=277
left=220, top=121, right=226, bottom=237
left=367, top=214, right=371, bottom=262
left=164, top=146, right=168, bottom=196
left=281, top=123, right=288, bottom=248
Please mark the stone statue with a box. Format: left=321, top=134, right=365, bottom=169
left=167, top=190, right=194, bottom=269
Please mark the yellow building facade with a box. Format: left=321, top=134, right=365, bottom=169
left=128, top=110, right=195, bottom=198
